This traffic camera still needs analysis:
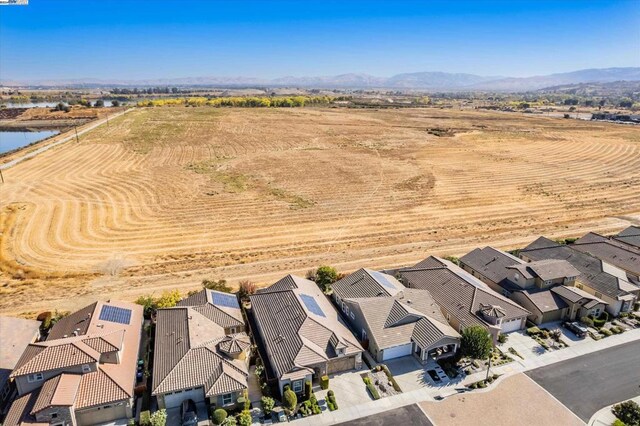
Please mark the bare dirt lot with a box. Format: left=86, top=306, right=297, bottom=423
left=1, top=107, right=639, bottom=315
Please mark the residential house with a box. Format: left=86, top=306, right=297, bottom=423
left=332, top=268, right=405, bottom=317
left=398, top=257, right=530, bottom=342
left=152, top=289, right=249, bottom=410
left=571, top=232, right=640, bottom=283
left=4, top=301, right=142, bottom=426
left=510, top=290, right=569, bottom=325
left=249, top=275, right=363, bottom=396
left=550, top=286, right=607, bottom=322
left=459, top=247, right=526, bottom=295
left=0, top=317, right=40, bottom=420
left=341, top=285, right=460, bottom=363
left=613, top=225, right=640, bottom=249
left=520, top=237, right=639, bottom=316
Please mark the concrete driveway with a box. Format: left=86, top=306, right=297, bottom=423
left=315, top=369, right=372, bottom=408
left=385, top=356, right=462, bottom=392
left=166, top=401, right=210, bottom=426
left=503, top=330, right=547, bottom=361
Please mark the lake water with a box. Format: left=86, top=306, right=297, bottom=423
left=0, top=130, right=61, bottom=154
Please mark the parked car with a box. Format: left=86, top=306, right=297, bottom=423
left=563, top=321, right=587, bottom=338
left=181, top=399, right=198, bottom=426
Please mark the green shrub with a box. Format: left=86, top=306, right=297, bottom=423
left=469, top=382, right=478, bottom=389
left=327, top=390, right=334, bottom=397
left=498, top=333, right=508, bottom=344
left=526, top=326, right=541, bottom=336
left=212, top=409, right=227, bottom=425
left=633, top=302, right=639, bottom=311
left=363, top=376, right=380, bottom=400
left=238, top=410, right=252, bottom=426
left=320, top=375, right=329, bottom=390
left=128, top=419, right=136, bottom=426
left=581, top=316, right=595, bottom=328
left=478, top=381, right=487, bottom=388
left=327, top=400, right=336, bottom=411
left=380, top=364, right=402, bottom=391
left=601, top=328, right=613, bottom=337
left=611, top=419, right=626, bottom=426
left=140, top=411, right=151, bottom=426
left=283, top=389, right=297, bottom=411
left=327, top=391, right=338, bottom=411
left=611, top=326, right=622, bottom=334
left=260, top=396, right=275, bottom=414
left=612, top=400, right=640, bottom=426
left=304, top=380, right=312, bottom=401
left=224, top=416, right=237, bottom=426
left=150, top=409, right=167, bottom=426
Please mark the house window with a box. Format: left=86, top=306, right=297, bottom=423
left=51, top=413, right=58, bottom=419
left=292, top=380, right=303, bottom=393
left=222, top=393, right=234, bottom=406
left=350, top=312, right=355, bottom=320
left=82, top=364, right=91, bottom=373
left=229, top=327, right=237, bottom=334
left=27, top=373, right=44, bottom=383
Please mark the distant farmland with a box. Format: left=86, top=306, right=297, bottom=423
left=1, top=106, right=639, bottom=314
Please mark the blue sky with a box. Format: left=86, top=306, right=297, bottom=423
left=1, top=0, right=639, bottom=81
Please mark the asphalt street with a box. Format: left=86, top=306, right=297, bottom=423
left=338, top=404, right=433, bottom=426
left=526, top=339, right=640, bottom=421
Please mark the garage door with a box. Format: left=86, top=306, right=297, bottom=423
left=76, top=403, right=127, bottom=426
left=501, top=318, right=522, bottom=333
left=163, top=387, right=205, bottom=409
left=328, top=356, right=355, bottom=374
left=382, top=343, right=412, bottom=361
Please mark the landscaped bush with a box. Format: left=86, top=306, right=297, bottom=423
left=601, top=328, right=613, bottom=337
left=283, top=388, right=297, bottom=411
left=611, top=419, right=626, bottom=426
left=611, top=326, right=623, bottom=334
left=238, top=410, right=252, bottom=426
left=304, top=380, right=312, bottom=401
left=634, top=302, right=640, bottom=311
left=526, top=326, right=541, bottom=336
left=581, top=316, right=595, bottom=328
left=612, top=400, right=640, bottom=426
left=478, top=381, right=487, bottom=388
left=591, top=312, right=609, bottom=328
left=140, top=411, right=151, bottom=426
left=327, top=390, right=338, bottom=411
left=212, top=409, right=227, bottom=425
left=150, top=409, right=167, bottom=426
left=380, top=364, right=402, bottom=392
left=320, top=375, right=329, bottom=390
left=260, top=396, right=275, bottom=414
left=224, top=416, right=237, bottom=426
left=363, top=376, right=380, bottom=400
left=498, top=333, right=508, bottom=344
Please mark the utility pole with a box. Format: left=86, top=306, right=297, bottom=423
left=75, top=126, right=80, bottom=143
left=485, top=354, right=492, bottom=381
left=0, top=168, right=4, bottom=184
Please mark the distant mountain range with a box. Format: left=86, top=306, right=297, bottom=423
left=2, top=67, right=640, bottom=92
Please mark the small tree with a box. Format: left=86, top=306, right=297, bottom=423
left=283, top=388, right=297, bottom=411
left=94, top=99, right=105, bottom=108
left=238, top=410, right=252, bottom=426
left=612, top=400, right=640, bottom=426
left=238, top=280, right=257, bottom=300
left=203, top=279, right=233, bottom=293
left=460, top=325, right=493, bottom=360
left=149, top=409, right=167, bottom=426
left=212, top=408, right=227, bottom=425
left=315, top=266, right=338, bottom=292
left=304, top=380, right=312, bottom=401
left=111, top=100, right=121, bottom=107
left=135, top=295, right=156, bottom=318
left=155, top=290, right=182, bottom=308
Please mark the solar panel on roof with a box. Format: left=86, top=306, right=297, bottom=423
left=212, top=292, right=240, bottom=308
left=99, top=305, right=132, bottom=325
left=299, top=294, right=326, bottom=317
left=370, top=270, right=397, bottom=290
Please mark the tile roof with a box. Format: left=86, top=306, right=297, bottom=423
left=344, top=288, right=459, bottom=351
left=520, top=237, right=640, bottom=300
left=332, top=268, right=404, bottom=300
left=551, top=285, right=606, bottom=305
left=613, top=226, right=640, bottom=249
left=249, top=275, right=363, bottom=380
left=399, top=257, right=530, bottom=330
left=5, top=301, right=142, bottom=424
left=571, top=232, right=640, bottom=276
left=460, top=247, right=525, bottom=284
left=516, top=290, right=568, bottom=313
left=152, top=294, right=249, bottom=397
left=506, top=259, right=581, bottom=282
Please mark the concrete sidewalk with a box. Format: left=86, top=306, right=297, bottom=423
left=292, top=327, right=640, bottom=425
left=589, top=395, right=640, bottom=426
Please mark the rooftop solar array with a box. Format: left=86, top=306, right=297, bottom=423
left=212, top=291, right=240, bottom=309
left=300, top=294, right=326, bottom=317
left=99, top=305, right=132, bottom=325
left=370, top=270, right=397, bottom=290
